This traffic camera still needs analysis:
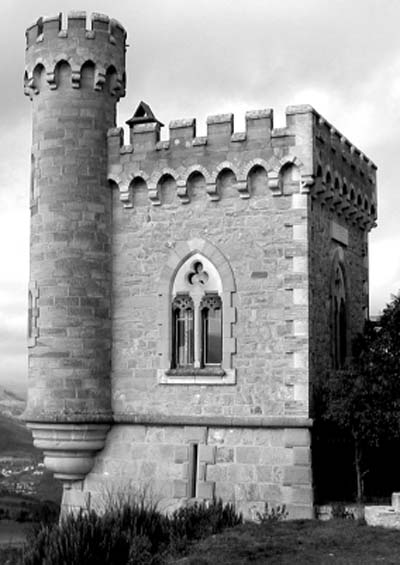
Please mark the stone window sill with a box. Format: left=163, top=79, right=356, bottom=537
left=158, top=367, right=236, bottom=385
left=166, top=367, right=225, bottom=377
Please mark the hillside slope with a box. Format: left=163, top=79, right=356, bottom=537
left=0, top=388, right=35, bottom=457
left=0, top=413, right=35, bottom=458
left=0, top=388, right=25, bottom=419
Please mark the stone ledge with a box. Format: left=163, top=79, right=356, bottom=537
left=158, top=367, right=236, bottom=385
left=23, top=411, right=113, bottom=424
left=113, top=413, right=313, bottom=429
left=166, top=367, right=226, bottom=377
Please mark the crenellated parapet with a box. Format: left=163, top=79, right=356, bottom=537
left=108, top=105, right=314, bottom=207
left=107, top=103, right=376, bottom=231
left=24, top=12, right=126, bottom=99
left=312, top=111, right=377, bottom=230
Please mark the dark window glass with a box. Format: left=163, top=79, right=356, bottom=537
left=201, top=294, right=222, bottom=366
left=28, top=290, right=33, bottom=338
left=172, top=295, right=194, bottom=367
left=339, top=298, right=347, bottom=368
left=188, top=443, right=198, bottom=498
left=332, top=265, right=347, bottom=369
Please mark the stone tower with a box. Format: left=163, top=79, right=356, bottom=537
left=24, top=13, right=377, bottom=518
left=24, top=13, right=126, bottom=483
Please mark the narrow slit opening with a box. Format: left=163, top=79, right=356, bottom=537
left=188, top=443, right=198, bottom=498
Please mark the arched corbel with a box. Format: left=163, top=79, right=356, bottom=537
left=177, top=179, right=190, bottom=204
left=300, top=174, right=315, bottom=194
left=206, top=181, right=219, bottom=201
left=268, top=170, right=281, bottom=196
left=148, top=182, right=161, bottom=206
left=94, top=65, right=106, bottom=91
left=118, top=181, right=132, bottom=208
left=71, top=65, right=81, bottom=89
left=46, top=71, right=56, bottom=90
left=236, top=179, right=250, bottom=199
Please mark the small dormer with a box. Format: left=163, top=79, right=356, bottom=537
left=126, top=101, right=164, bottom=144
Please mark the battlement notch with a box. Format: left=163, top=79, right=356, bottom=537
left=26, top=12, right=126, bottom=49
left=24, top=12, right=126, bottom=99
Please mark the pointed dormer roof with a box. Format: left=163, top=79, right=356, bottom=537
left=126, top=101, right=164, bottom=127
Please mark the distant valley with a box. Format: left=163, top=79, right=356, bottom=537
left=0, top=387, right=62, bottom=508
left=0, top=387, right=25, bottom=419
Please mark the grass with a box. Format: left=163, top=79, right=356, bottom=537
left=0, top=545, right=22, bottom=565
left=169, top=519, right=400, bottom=564
left=5, top=515, right=400, bottom=563
left=18, top=499, right=242, bottom=564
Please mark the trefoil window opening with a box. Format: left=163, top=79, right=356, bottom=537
left=171, top=258, right=223, bottom=370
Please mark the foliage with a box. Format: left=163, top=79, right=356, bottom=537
left=317, top=293, right=400, bottom=501
left=178, top=519, right=400, bottom=564
left=21, top=498, right=242, bottom=565
left=0, top=546, right=23, bottom=565
left=31, top=501, right=59, bottom=525
left=169, top=499, right=242, bottom=552
left=330, top=502, right=361, bottom=520
left=0, top=495, right=60, bottom=524
left=11, top=519, right=400, bottom=565
left=255, top=502, right=288, bottom=523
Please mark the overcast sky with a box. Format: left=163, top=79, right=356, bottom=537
left=1, top=0, right=399, bottom=394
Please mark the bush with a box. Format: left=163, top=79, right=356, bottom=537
left=15, top=509, right=29, bottom=523
left=31, top=500, right=60, bottom=525
left=256, top=503, right=288, bottom=523
left=0, top=546, right=23, bottom=565
left=22, top=498, right=243, bottom=565
left=169, top=499, right=242, bottom=553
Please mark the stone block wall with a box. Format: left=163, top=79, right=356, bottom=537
left=24, top=13, right=377, bottom=521
left=111, top=183, right=309, bottom=419
left=309, top=202, right=368, bottom=395
left=84, top=424, right=313, bottom=519
left=109, top=107, right=315, bottom=422
left=308, top=115, right=377, bottom=404
left=24, top=12, right=126, bottom=423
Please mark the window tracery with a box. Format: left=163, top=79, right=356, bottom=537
left=172, top=294, right=194, bottom=368
left=200, top=294, right=222, bottom=366
left=157, top=240, right=236, bottom=385
left=171, top=259, right=222, bottom=371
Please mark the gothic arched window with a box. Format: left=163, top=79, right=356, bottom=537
left=158, top=239, right=236, bottom=385
left=171, top=255, right=223, bottom=372
left=332, top=260, right=347, bottom=369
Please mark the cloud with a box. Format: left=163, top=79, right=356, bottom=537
left=370, top=235, right=400, bottom=315
left=1, top=0, right=400, bottom=392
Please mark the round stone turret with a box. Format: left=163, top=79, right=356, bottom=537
left=24, top=12, right=126, bottom=483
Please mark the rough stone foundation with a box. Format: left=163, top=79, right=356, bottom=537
left=63, top=424, right=315, bottom=520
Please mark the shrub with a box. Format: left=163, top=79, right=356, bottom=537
left=169, top=499, right=242, bottom=553
left=0, top=546, right=24, bottom=565
left=31, top=500, right=59, bottom=525
left=22, top=498, right=242, bottom=565
left=16, top=509, right=29, bottom=523
left=256, top=502, right=288, bottom=523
